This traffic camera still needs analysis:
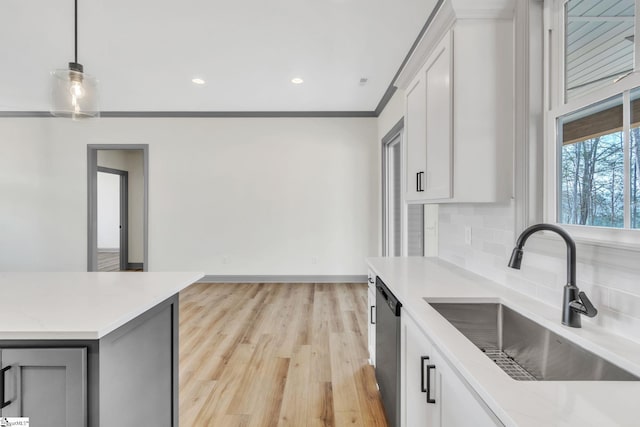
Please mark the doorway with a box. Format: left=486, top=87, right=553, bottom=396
left=383, top=130, right=404, bottom=256
left=97, top=167, right=128, bottom=271
left=382, top=119, right=427, bottom=257
left=88, top=145, right=149, bottom=272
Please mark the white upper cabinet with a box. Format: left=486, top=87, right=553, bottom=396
left=405, top=32, right=452, bottom=202
left=424, top=32, right=452, bottom=200
left=406, top=69, right=428, bottom=200
left=398, top=0, right=514, bottom=203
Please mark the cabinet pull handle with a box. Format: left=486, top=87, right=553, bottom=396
left=370, top=306, right=375, bottom=324
left=420, top=356, right=429, bottom=392
left=417, top=171, right=425, bottom=192
left=368, top=276, right=374, bottom=284
left=0, top=365, right=12, bottom=409
left=426, top=364, right=436, bottom=404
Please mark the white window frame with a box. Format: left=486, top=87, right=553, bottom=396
left=544, top=0, right=640, bottom=248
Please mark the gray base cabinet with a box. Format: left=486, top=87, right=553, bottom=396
left=0, top=294, right=179, bottom=427
left=1, top=348, right=87, bottom=426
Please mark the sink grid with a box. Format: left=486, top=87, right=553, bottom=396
left=482, top=349, right=537, bottom=381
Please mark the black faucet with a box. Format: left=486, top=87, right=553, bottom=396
left=508, top=223, right=597, bottom=328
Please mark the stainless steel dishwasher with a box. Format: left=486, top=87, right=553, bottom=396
left=375, top=276, right=401, bottom=427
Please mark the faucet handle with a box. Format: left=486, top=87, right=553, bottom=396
left=570, top=291, right=598, bottom=318
left=579, top=292, right=598, bottom=317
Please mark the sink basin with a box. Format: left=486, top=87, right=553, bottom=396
left=426, top=301, right=639, bottom=381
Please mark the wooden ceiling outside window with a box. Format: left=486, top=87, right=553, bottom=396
left=562, top=99, right=640, bottom=144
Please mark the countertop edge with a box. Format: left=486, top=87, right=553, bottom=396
left=0, top=272, right=204, bottom=341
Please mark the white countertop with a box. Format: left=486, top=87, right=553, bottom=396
left=0, top=272, right=203, bottom=340
left=367, top=257, right=640, bottom=427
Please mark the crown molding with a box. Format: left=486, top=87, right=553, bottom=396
left=394, top=0, right=516, bottom=90
left=451, top=0, right=516, bottom=19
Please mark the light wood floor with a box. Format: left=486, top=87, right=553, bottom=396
left=179, top=282, right=388, bottom=427
left=97, top=251, right=120, bottom=271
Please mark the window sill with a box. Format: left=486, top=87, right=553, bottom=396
left=554, top=224, right=640, bottom=252
left=523, top=225, right=640, bottom=271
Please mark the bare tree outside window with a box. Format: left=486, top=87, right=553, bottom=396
left=559, top=95, right=625, bottom=228
left=561, top=133, right=624, bottom=227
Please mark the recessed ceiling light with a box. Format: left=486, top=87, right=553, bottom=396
left=291, top=77, right=304, bottom=85
left=192, top=78, right=205, bottom=85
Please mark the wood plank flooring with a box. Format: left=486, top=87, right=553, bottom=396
left=97, top=251, right=120, bottom=271
left=179, top=282, right=388, bottom=427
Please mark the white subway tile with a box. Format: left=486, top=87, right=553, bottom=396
left=483, top=241, right=508, bottom=258
left=536, top=285, right=563, bottom=307
left=483, top=214, right=514, bottom=231
left=590, top=265, right=640, bottom=296
left=471, top=227, right=495, bottom=243
left=520, top=265, right=560, bottom=290
left=609, top=288, right=640, bottom=319
left=439, top=212, right=452, bottom=223
left=505, top=272, right=538, bottom=296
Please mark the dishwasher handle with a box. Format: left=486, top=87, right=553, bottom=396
left=376, top=284, right=389, bottom=301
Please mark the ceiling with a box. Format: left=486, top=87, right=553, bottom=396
left=0, top=0, right=438, bottom=113
left=566, top=0, right=635, bottom=100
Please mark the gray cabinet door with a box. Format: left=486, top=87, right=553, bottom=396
left=1, top=347, right=87, bottom=427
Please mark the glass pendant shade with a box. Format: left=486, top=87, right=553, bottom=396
left=51, top=62, right=99, bottom=119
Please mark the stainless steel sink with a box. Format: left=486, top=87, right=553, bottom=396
left=427, top=301, right=639, bottom=381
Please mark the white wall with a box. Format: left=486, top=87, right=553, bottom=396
left=0, top=117, right=378, bottom=275
left=97, top=150, right=144, bottom=262
left=97, top=171, right=120, bottom=249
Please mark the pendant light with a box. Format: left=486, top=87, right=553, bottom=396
left=50, top=0, right=99, bottom=119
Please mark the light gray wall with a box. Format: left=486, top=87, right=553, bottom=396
left=0, top=117, right=378, bottom=274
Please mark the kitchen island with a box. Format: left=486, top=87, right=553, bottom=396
left=0, top=271, right=203, bottom=427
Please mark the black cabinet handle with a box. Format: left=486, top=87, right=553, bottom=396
left=416, top=171, right=425, bottom=192
left=370, top=306, right=375, bottom=324
left=420, top=356, right=429, bottom=392
left=368, top=276, right=374, bottom=284
left=0, top=365, right=12, bottom=409
left=426, top=364, right=436, bottom=404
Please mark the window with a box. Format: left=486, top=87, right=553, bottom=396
left=546, top=0, right=640, bottom=243
left=558, top=95, right=624, bottom=227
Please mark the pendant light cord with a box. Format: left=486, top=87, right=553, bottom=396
left=74, top=0, right=78, bottom=63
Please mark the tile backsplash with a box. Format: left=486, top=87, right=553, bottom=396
left=438, top=201, right=640, bottom=344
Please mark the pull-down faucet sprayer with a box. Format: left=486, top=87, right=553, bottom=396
left=508, top=223, right=597, bottom=328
